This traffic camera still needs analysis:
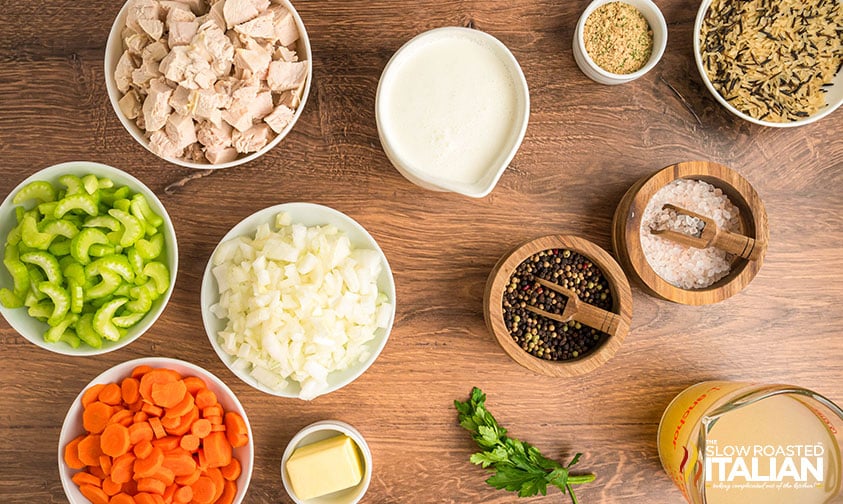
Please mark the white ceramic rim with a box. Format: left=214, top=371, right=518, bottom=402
left=104, top=0, right=313, bottom=169
left=575, top=0, right=668, bottom=82
left=200, top=202, right=397, bottom=399
left=0, top=161, right=179, bottom=356
left=57, top=357, right=255, bottom=504
left=693, top=0, right=843, bottom=128
left=375, top=26, right=530, bottom=198
left=280, top=420, right=373, bottom=504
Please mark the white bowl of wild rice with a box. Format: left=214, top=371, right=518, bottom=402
left=695, top=0, right=843, bottom=127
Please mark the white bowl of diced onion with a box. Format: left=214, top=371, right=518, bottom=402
left=200, top=203, right=396, bottom=400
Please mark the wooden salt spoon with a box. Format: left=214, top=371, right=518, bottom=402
left=525, top=277, right=622, bottom=337
left=650, top=203, right=765, bottom=261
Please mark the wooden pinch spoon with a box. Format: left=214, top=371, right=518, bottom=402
left=525, top=277, right=623, bottom=337
left=650, top=203, right=765, bottom=261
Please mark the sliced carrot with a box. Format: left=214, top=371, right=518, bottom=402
left=102, top=476, right=123, bottom=497
left=111, top=453, right=136, bottom=484
left=151, top=465, right=175, bottom=486
left=165, top=393, right=194, bottom=419
left=80, top=483, right=110, bottom=504
left=162, top=483, right=178, bottom=503
left=190, top=419, right=212, bottom=439
left=173, top=485, right=193, bottom=503
left=133, top=411, right=149, bottom=424
left=129, top=421, right=154, bottom=445
left=72, top=471, right=103, bottom=488
left=216, top=480, right=237, bottom=504
left=108, top=492, right=134, bottom=504
left=151, top=380, right=187, bottom=409
left=174, top=468, right=201, bottom=486
left=64, top=435, right=86, bottom=469
left=82, top=384, right=107, bottom=408
left=223, top=412, right=248, bottom=448
left=211, top=424, right=226, bottom=433
left=99, top=454, right=113, bottom=476
left=108, top=409, right=133, bottom=427
left=139, top=369, right=180, bottom=403
left=89, top=465, right=108, bottom=479
left=190, top=476, right=216, bottom=504
left=182, top=376, right=206, bottom=395
left=128, top=399, right=145, bottom=412
left=220, top=458, right=241, bottom=481
left=166, top=407, right=198, bottom=437
left=98, top=383, right=123, bottom=405
left=78, top=434, right=104, bottom=467
left=123, top=479, right=138, bottom=495
left=196, top=448, right=208, bottom=471
left=162, top=449, right=196, bottom=476
left=201, top=405, right=221, bottom=418
left=203, top=432, right=232, bottom=469
left=160, top=414, right=181, bottom=431
left=205, top=415, right=222, bottom=426
left=84, top=402, right=115, bottom=434
left=142, top=403, right=164, bottom=418
left=179, top=434, right=200, bottom=452
left=134, top=440, right=153, bottom=460
left=101, top=423, right=131, bottom=457
left=137, top=477, right=166, bottom=495
left=133, top=446, right=164, bottom=479
left=121, top=377, right=140, bottom=404
left=206, top=467, right=224, bottom=502
left=149, top=417, right=166, bottom=439
left=133, top=492, right=157, bottom=504
left=152, top=436, right=180, bottom=451
left=194, top=389, right=217, bottom=409
left=131, top=364, right=154, bottom=379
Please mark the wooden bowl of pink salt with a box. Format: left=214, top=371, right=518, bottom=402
left=611, top=161, right=769, bottom=305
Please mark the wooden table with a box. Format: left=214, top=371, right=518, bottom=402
left=2, top=1, right=842, bottom=502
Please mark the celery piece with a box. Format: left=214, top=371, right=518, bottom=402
left=76, top=313, right=102, bottom=348
left=58, top=175, right=84, bottom=195
left=48, top=238, right=72, bottom=257
left=85, top=270, right=122, bottom=300
left=125, top=282, right=154, bottom=313
left=82, top=175, right=99, bottom=195
left=68, top=278, right=84, bottom=314
left=60, top=329, right=81, bottom=349
left=135, top=233, right=164, bottom=261
left=62, top=262, right=87, bottom=286
left=6, top=225, right=21, bottom=246
left=15, top=206, right=24, bottom=223
left=99, top=186, right=130, bottom=205
left=130, top=194, right=163, bottom=235
left=38, top=201, right=59, bottom=217
left=70, top=228, right=109, bottom=265
left=82, top=215, right=121, bottom=232
left=21, top=212, right=55, bottom=250
left=142, top=262, right=169, bottom=295
left=125, top=247, right=147, bottom=283
left=107, top=209, right=144, bottom=248
left=20, top=251, right=63, bottom=285
left=0, top=288, right=23, bottom=308
left=113, top=310, right=146, bottom=328
left=113, top=282, right=132, bottom=297
left=38, top=282, right=70, bottom=326
left=98, top=178, right=114, bottom=189
left=41, top=219, right=79, bottom=239
left=27, top=301, right=53, bottom=321
left=113, top=199, right=131, bottom=212
left=86, top=255, right=134, bottom=283
left=44, top=314, right=78, bottom=343
left=89, top=244, right=117, bottom=257
left=93, top=297, right=127, bottom=341
left=3, top=244, right=30, bottom=297
left=13, top=180, right=57, bottom=206
left=54, top=193, right=98, bottom=218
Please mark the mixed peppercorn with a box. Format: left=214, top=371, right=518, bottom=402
left=502, top=249, right=614, bottom=361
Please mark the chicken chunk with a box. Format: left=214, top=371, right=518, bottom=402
left=233, top=11, right=275, bottom=40
left=222, top=0, right=270, bottom=28
left=271, top=7, right=299, bottom=46
left=263, top=104, right=294, bottom=134
left=142, top=40, right=169, bottom=63
left=266, top=60, right=307, bottom=92
left=142, top=79, right=174, bottom=131
left=168, top=20, right=199, bottom=46
left=148, top=130, right=184, bottom=158
left=115, top=50, right=136, bottom=93
left=196, top=120, right=233, bottom=148
left=233, top=40, right=271, bottom=78
left=249, top=90, right=273, bottom=119
left=118, top=90, right=143, bottom=120
left=165, top=113, right=197, bottom=149
left=232, top=123, right=271, bottom=153
left=204, top=145, right=238, bottom=164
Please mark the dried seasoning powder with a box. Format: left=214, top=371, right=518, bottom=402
left=640, top=179, right=742, bottom=290
left=584, top=2, right=654, bottom=74
left=700, top=0, right=843, bottom=122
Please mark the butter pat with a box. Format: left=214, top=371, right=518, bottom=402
left=285, top=434, right=364, bottom=500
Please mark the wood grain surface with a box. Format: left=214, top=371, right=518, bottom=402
left=1, top=0, right=842, bottom=503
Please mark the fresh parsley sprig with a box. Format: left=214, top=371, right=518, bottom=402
left=455, top=387, right=596, bottom=503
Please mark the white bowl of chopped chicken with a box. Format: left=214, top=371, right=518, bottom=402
left=105, top=0, right=312, bottom=168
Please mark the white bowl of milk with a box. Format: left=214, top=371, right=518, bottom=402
left=376, top=27, right=530, bottom=198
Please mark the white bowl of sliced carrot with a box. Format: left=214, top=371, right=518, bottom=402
left=58, top=357, right=253, bottom=504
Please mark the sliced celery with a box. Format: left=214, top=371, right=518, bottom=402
left=13, top=180, right=56, bottom=206
left=93, top=297, right=127, bottom=341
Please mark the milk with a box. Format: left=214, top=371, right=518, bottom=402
left=379, top=32, right=519, bottom=185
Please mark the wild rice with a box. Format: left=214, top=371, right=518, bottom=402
left=700, top=0, right=842, bottom=122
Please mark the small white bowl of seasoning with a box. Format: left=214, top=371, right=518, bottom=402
left=281, top=420, right=372, bottom=504
left=376, top=27, right=530, bottom=198
left=573, top=0, right=667, bottom=85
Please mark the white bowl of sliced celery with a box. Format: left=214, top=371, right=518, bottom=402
left=0, top=162, right=178, bottom=355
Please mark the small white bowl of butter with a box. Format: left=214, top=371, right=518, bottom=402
left=376, top=27, right=530, bottom=198
left=281, top=420, right=372, bottom=504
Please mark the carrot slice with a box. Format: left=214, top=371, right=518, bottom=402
left=98, top=383, right=123, bottom=405
left=108, top=492, right=134, bottom=504
left=142, top=403, right=164, bottom=418
left=167, top=406, right=199, bottom=437
left=102, top=477, right=123, bottom=497
left=201, top=406, right=221, bottom=418
left=64, top=435, right=86, bottom=469
left=203, top=432, right=232, bottom=469
left=134, top=440, right=153, bottom=460
left=72, top=471, right=102, bottom=488
left=223, top=412, right=248, bottom=448
left=216, top=479, right=237, bottom=504
left=129, top=421, right=154, bottom=445
left=131, top=365, right=154, bottom=379
left=111, top=453, right=136, bottom=484
left=78, top=434, right=104, bottom=467
left=205, top=415, right=222, bottom=426
left=137, top=477, right=166, bottom=495
left=89, top=465, right=108, bottom=479
left=80, top=483, right=110, bottom=504
left=121, top=377, right=140, bottom=404
left=190, top=419, right=212, bottom=439
left=82, top=384, right=107, bottom=408
left=134, top=446, right=164, bottom=479
left=174, top=468, right=201, bottom=486
left=152, top=436, right=180, bottom=451
left=179, top=434, right=200, bottom=452
left=211, top=424, right=226, bottom=433
left=149, top=417, right=166, bottom=439
left=151, top=380, right=187, bottom=409
left=84, top=402, right=115, bottom=434
left=133, top=411, right=149, bottom=424
left=190, top=476, right=216, bottom=504
left=162, top=483, right=177, bottom=502
left=99, top=454, right=113, bottom=476
left=162, top=449, right=196, bottom=476
left=194, top=389, right=217, bottom=409
left=206, top=467, right=224, bottom=502
left=173, top=485, right=193, bottom=503
left=101, top=423, right=131, bottom=457
left=152, top=465, right=175, bottom=486
left=182, top=376, right=206, bottom=395
left=220, top=458, right=241, bottom=481
left=139, top=369, right=180, bottom=403
left=133, top=492, right=157, bottom=504
left=108, top=409, right=133, bottom=427
left=165, top=392, right=194, bottom=419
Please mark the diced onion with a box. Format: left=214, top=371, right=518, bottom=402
left=212, top=213, right=392, bottom=400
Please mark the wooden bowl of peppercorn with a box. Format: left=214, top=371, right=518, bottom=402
left=484, top=235, right=633, bottom=377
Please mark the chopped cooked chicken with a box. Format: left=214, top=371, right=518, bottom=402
left=148, top=130, right=184, bottom=158
left=263, top=104, right=294, bottom=133
left=234, top=11, right=275, bottom=40
left=271, top=7, right=299, bottom=46
left=161, top=1, right=196, bottom=24
left=232, top=123, right=271, bottom=153
left=126, top=0, right=161, bottom=34
left=234, top=39, right=272, bottom=78
left=275, top=45, right=297, bottom=62
left=115, top=51, right=136, bottom=93
left=196, top=120, right=233, bottom=148
left=132, top=58, right=164, bottom=89
left=204, top=145, right=238, bottom=164
left=223, top=0, right=270, bottom=28
left=124, top=29, right=149, bottom=56
left=165, top=113, right=198, bottom=149
left=278, top=89, right=301, bottom=109
left=168, top=20, right=199, bottom=46
left=142, top=79, right=174, bottom=131
left=118, top=90, right=143, bottom=120
left=193, top=21, right=235, bottom=77
left=142, top=41, right=169, bottom=63
left=169, top=85, right=194, bottom=115
left=249, top=91, right=273, bottom=119
left=221, top=99, right=253, bottom=132
left=266, top=60, right=307, bottom=92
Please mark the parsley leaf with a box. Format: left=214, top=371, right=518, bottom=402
left=455, top=387, right=596, bottom=502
